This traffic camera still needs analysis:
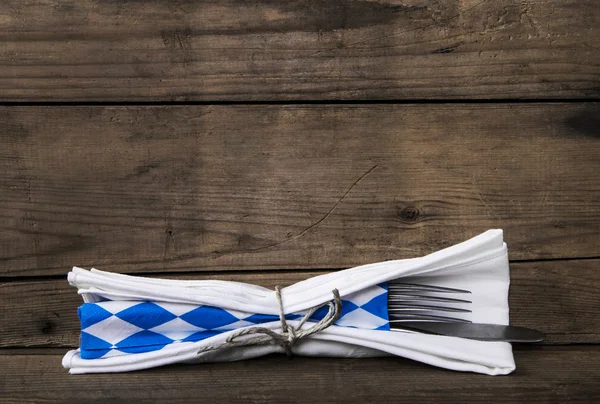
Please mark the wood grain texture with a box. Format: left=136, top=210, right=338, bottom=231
left=1, top=347, right=599, bottom=403
left=1, top=104, right=599, bottom=276
left=0, top=0, right=599, bottom=101
left=1, top=259, right=599, bottom=347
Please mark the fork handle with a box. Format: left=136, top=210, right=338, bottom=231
left=391, top=322, right=545, bottom=343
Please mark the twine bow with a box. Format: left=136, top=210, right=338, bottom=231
left=198, top=286, right=342, bottom=356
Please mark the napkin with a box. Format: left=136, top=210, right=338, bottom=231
left=63, top=229, right=515, bottom=375
left=77, top=284, right=389, bottom=359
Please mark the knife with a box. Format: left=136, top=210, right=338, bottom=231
left=391, top=322, right=545, bottom=343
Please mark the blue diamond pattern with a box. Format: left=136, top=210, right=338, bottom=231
left=79, top=304, right=113, bottom=329
left=80, top=348, right=112, bottom=359
left=181, top=330, right=222, bottom=343
left=245, top=313, right=303, bottom=324
left=116, top=330, right=174, bottom=349
left=310, top=300, right=359, bottom=322
left=244, top=313, right=279, bottom=324
left=180, top=306, right=239, bottom=329
left=116, top=302, right=177, bottom=329
left=360, top=292, right=389, bottom=322
left=81, top=331, right=112, bottom=349
left=80, top=332, right=113, bottom=359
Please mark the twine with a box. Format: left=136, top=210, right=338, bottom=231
left=197, top=286, right=342, bottom=356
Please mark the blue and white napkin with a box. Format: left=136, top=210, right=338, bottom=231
left=63, top=229, right=515, bottom=375
left=78, top=284, right=389, bottom=359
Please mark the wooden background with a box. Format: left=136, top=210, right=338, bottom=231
left=1, top=0, right=599, bottom=402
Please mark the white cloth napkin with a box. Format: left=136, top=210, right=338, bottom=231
left=63, top=229, right=515, bottom=375
left=75, top=283, right=390, bottom=359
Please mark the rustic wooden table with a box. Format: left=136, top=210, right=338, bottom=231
left=1, top=1, right=599, bottom=402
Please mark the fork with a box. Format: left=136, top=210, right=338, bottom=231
left=388, top=281, right=545, bottom=342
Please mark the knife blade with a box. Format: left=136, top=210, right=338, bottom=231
left=391, top=322, right=545, bottom=343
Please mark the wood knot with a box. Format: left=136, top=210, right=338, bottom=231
left=398, top=206, right=420, bottom=223
left=41, top=320, right=57, bottom=335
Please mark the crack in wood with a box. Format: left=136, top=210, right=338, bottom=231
left=211, top=165, right=378, bottom=259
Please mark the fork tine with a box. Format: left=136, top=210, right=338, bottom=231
left=387, top=290, right=473, bottom=299
left=388, top=282, right=473, bottom=325
left=390, top=314, right=472, bottom=323
left=388, top=303, right=472, bottom=313
left=388, top=294, right=472, bottom=304
left=388, top=283, right=471, bottom=294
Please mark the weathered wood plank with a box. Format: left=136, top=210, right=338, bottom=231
left=0, top=0, right=598, bottom=101
left=1, top=104, right=599, bottom=276
left=1, top=347, right=599, bottom=403
left=1, top=259, right=599, bottom=347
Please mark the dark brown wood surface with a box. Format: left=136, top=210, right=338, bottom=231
left=1, top=0, right=599, bottom=402
left=1, top=347, right=599, bottom=403
left=0, top=0, right=599, bottom=101
left=1, top=104, right=599, bottom=277
left=2, top=259, right=600, bottom=348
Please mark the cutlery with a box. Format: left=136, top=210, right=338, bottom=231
left=388, top=282, right=545, bottom=343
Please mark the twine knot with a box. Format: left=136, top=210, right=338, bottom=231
left=198, top=286, right=342, bottom=356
